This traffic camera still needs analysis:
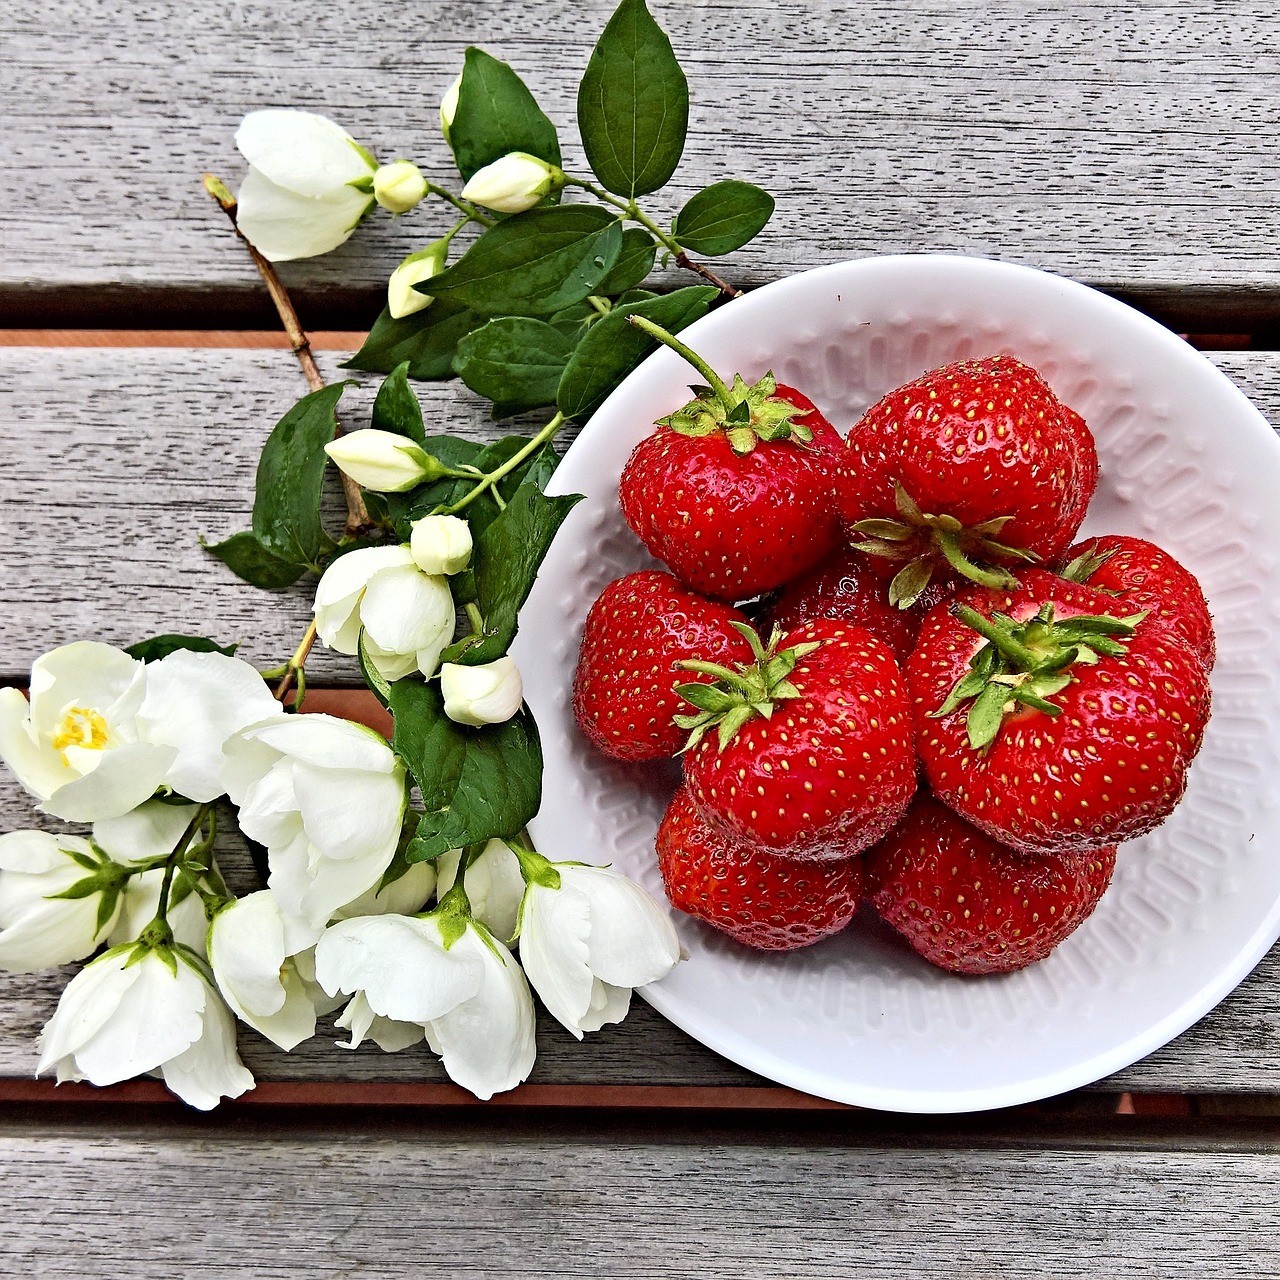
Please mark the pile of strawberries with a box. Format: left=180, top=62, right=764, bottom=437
left=572, top=326, right=1215, bottom=975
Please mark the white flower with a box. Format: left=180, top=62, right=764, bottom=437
left=0, top=831, right=125, bottom=973
left=223, top=715, right=407, bottom=931
left=94, top=801, right=214, bottom=955
left=441, top=657, right=523, bottom=727
left=373, top=160, right=428, bottom=215
left=137, top=650, right=285, bottom=802
left=0, top=643, right=173, bottom=821
left=324, top=429, right=441, bottom=493
left=409, top=514, right=472, bottom=575
left=435, top=839, right=524, bottom=941
left=387, top=242, right=448, bottom=319
left=0, top=644, right=283, bottom=822
left=460, top=152, right=565, bottom=214
left=440, top=73, right=462, bottom=144
left=235, top=109, right=377, bottom=261
left=331, top=859, right=436, bottom=920
left=315, top=912, right=535, bottom=1099
left=37, top=944, right=253, bottom=1110
left=517, top=858, right=682, bottom=1039
left=209, top=892, right=324, bottom=1051
left=313, top=545, right=455, bottom=683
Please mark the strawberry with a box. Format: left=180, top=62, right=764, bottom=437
left=657, top=786, right=863, bottom=950
left=678, top=619, right=917, bottom=860
left=836, top=356, right=1098, bottom=606
left=907, top=569, right=1211, bottom=856
left=765, top=548, right=952, bottom=665
left=573, top=570, right=755, bottom=761
left=1058, top=534, right=1215, bottom=669
left=865, top=794, right=1116, bottom=975
left=619, top=317, right=843, bottom=601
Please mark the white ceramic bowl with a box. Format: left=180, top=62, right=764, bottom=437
left=512, top=254, right=1280, bottom=1112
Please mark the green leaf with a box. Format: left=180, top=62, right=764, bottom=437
left=672, top=180, right=775, bottom=256
left=596, top=227, right=657, bottom=293
left=557, top=285, right=718, bottom=422
left=343, top=300, right=486, bottom=380
left=451, top=47, right=562, bottom=182
left=124, top=635, right=239, bottom=663
left=204, top=531, right=306, bottom=590
left=454, top=318, right=575, bottom=415
left=426, top=207, right=623, bottom=317
left=577, top=0, right=689, bottom=197
left=371, top=362, right=428, bottom=445
left=389, top=680, right=543, bottom=863
left=464, top=480, right=584, bottom=664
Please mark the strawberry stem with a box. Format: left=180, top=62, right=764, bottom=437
left=627, top=315, right=736, bottom=414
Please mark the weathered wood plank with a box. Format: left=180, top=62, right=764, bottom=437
left=4, top=1114, right=1280, bottom=1277
left=5, top=2, right=1280, bottom=324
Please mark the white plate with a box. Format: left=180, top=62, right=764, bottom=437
left=512, top=254, right=1280, bottom=1112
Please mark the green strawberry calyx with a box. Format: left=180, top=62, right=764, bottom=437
left=850, top=482, right=1040, bottom=608
left=932, top=602, right=1148, bottom=749
left=627, top=315, right=813, bottom=456
left=674, top=623, right=822, bottom=752
left=1058, top=539, right=1120, bottom=587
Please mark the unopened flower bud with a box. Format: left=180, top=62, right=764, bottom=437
left=373, top=161, right=428, bottom=215
left=440, top=73, right=462, bottom=145
left=410, top=514, right=473, bottom=575
left=460, top=152, right=565, bottom=215
left=325, top=430, right=443, bottom=493
left=387, top=241, right=448, bottom=319
left=441, top=657, right=523, bottom=727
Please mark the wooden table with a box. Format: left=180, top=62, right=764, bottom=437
left=4, top=1, right=1280, bottom=1273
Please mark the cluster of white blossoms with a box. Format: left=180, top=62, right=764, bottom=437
left=0, top=639, right=681, bottom=1107
left=234, top=103, right=565, bottom=315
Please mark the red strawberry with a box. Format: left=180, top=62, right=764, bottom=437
left=657, top=786, right=863, bottom=951
left=679, top=619, right=917, bottom=860
left=573, top=571, right=755, bottom=761
left=836, top=356, right=1097, bottom=606
left=865, top=794, right=1116, bottom=975
left=907, top=569, right=1211, bottom=856
left=619, top=318, right=843, bottom=601
left=1058, top=534, right=1215, bottom=669
left=765, top=548, right=952, bottom=665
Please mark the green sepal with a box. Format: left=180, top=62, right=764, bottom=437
left=659, top=370, right=813, bottom=450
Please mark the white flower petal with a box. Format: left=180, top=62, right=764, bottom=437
left=92, top=800, right=200, bottom=865
left=235, top=167, right=371, bottom=262
left=314, top=915, right=483, bottom=1024
left=435, top=840, right=525, bottom=942
left=292, top=761, right=404, bottom=864
left=560, top=866, right=682, bottom=988
left=578, top=980, right=632, bottom=1034
left=359, top=566, right=454, bottom=659
left=235, top=109, right=373, bottom=196
left=0, top=894, right=111, bottom=973
left=42, top=742, right=176, bottom=822
left=314, top=546, right=416, bottom=655
left=159, top=972, right=255, bottom=1109
left=138, top=651, right=283, bottom=801
left=28, top=642, right=145, bottom=734
left=332, top=859, right=436, bottom=920
left=71, top=952, right=206, bottom=1085
left=335, top=993, right=426, bottom=1053
left=0, top=830, right=89, bottom=877
left=428, top=930, right=535, bottom=1099
left=0, top=688, right=67, bottom=800
left=518, top=883, right=595, bottom=1038
left=209, top=892, right=290, bottom=1018
left=36, top=951, right=138, bottom=1075
left=243, top=714, right=398, bottom=774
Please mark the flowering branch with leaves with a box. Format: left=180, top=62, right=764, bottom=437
left=0, top=0, right=771, bottom=1106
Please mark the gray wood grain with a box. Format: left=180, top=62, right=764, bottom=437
left=1, top=345, right=1279, bottom=1097
left=4, top=1114, right=1280, bottom=1277
left=4, top=1, right=1280, bottom=323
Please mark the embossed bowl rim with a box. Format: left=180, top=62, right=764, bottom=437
left=515, top=253, right=1280, bottom=1112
